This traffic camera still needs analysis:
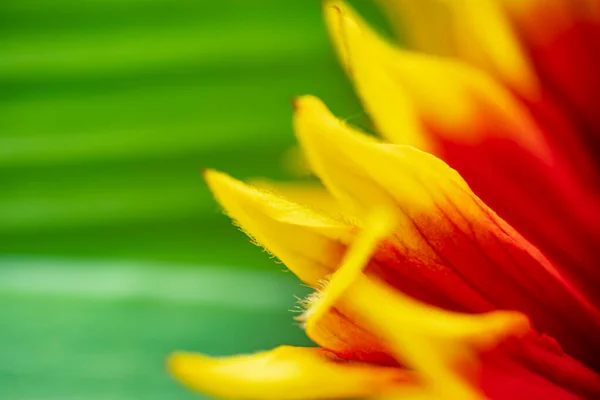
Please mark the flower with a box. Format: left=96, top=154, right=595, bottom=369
left=168, top=1, right=600, bottom=399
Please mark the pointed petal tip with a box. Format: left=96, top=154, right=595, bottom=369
left=201, top=167, right=220, bottom=186
left=293, top=95, right=381, bottom=159
left=202, top=169, right=272, bottom=230
left=202, top=169, right=250, bottom=205
left=503, top=312, right=530, bottom=336
left=292, top=95, right=328, bottom=120
left=468, top=311, right=531, bottom=351
left=322, top=0, right=376, bottom=76
left=321, top=2, right=433, bottom=149
left=321, top=0, right=345, bottom=16
left=201, top=164, right=352, bottom=287
left=293, top=95, right=410, bottom=215
left=292, top=95, right=355, bottom=138
left=322, top=0, right=354, bottom=34
left=167, top=351, right=189, bottom=372
left=200, top=167, right=218, bottom=184
left=168, top=346, right=417, bottom=400
left=292, top=94, right=325, bottom=111
left=292, top=95, right=339, bottom=146
left=167, top=351, right=253, bottom=399
left=167, top=351, right=210, bottom=386
left=291, top=95, right=332, bottom=116
left=322, top=0, right=359, bottom=28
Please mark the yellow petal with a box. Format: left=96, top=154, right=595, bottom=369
left=449, top=0, right=537, bottom=95
left=168, top=345, right=415, bottom=400
left=323, top=1, right=430, bottom=150
left=377, top=0, right=457, bottom=56
left=203, top=169, right=353, bottom=286
left=304, top=207, right=396, bottom=334
left=378, top=0, right=537, bottom=95
left=249, top=179, right=344, bottom=220
left=323, top=1, right=548, bottom=159
left=293, top=95, right=459, bottom=243
left=205, top=170, right=399, bottom=365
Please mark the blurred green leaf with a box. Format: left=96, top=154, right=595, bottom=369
left=0, top=257, right=312, bottom=399
left=0, top=0, right=393, bottom=398
left=0, top=0, right=377, bottom=265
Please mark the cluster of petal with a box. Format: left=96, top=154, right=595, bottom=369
left=168, top=1, right=600, bottom=399
left=170, top=95, right=600, bottom=399
left=328, top=1, right=600, bottom=305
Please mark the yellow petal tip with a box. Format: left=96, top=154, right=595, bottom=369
left=322, top=0, right=371, bottom=75
left=202, top=169, right=263, bottom=219
left=167, top=351, right=194, bottom=375
left=322, top=0, right=352, bottom=26
left=203, top=168, right=233, bottom=192
left=292, top=95, right=337, bottom=132
left=168, top=347, right=414, bottom=400
left=292, top=94, right=372, bottom=149
left=292, top=95, right=346, bottom=157
left=167, top=351, right=217, bottom=395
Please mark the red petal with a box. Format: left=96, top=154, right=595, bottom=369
left=503, top=0, right=600, bottom=147
left=434, top=121, right=600, bottom=309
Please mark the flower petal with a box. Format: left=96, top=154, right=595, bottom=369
left=501, top=0, right=600, bottom=143
left=378, top=0, right=537, bottom=95
left=479, top=353, right=586, bottom=400
left=324, top=1, right=547, bottom=157
left=297, top=303, right=396, bottom=364
left=323, top=1, right=431, bottom=151
left=302, top=245, right=529, bottom=399
left=203, top=169, right=352, bottom=287
left=305, top=243, right=599, bottom=398
left=324, top=2, right=600, bottom=308
left=514, top=333, right=600, bottom=398
left=168, top=345, right=415, bottom=399
left=376, top=0, right=456, bottom=57
left=303, top=208, right=396, bottom=329
left=292, top=95, right=600, bottom=368
left=249, top=179, right=343, bottom=219
left=334, top=275, right=529, bottom=400
left=196, top=174, right=600, bottom=396
left=204, top=172, right=398, bottom=364
left=202, top=142, right=600, bottom=398
left=375, top=0, right=600, bottom=184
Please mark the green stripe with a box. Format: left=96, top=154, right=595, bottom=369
left=0, top=256, right=306, bottom=309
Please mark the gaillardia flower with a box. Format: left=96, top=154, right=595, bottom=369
left=169, top=1, right=600, bottom=399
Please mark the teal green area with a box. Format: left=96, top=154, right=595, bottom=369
left=0, top=259, right=313, bottom=399
left=0, top=0, right=392, bottom=398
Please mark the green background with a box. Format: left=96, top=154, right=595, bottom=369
left=0, top=1, right=392, bottom=398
